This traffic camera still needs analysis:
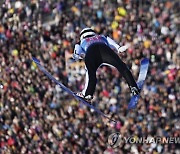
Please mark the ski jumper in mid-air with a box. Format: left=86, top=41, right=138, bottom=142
left=73, top=27, right=140, bottom=101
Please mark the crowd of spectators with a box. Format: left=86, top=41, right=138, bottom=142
left=0, top=0, right=179, bottom=153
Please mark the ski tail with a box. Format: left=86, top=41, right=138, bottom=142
left=128, top=58, right=149, bottom=110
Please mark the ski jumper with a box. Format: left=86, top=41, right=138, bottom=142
left=73, top=35, right=138, bottom=97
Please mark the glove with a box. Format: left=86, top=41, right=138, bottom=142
left=72, top=53, right=80, bottom=61
left=118, top=44, right=130, bottom=53
left=72, top=53, right=85, bottom=61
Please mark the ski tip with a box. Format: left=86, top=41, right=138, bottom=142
left=137, top=81, right=144, bottom=89
left=141, top=58, right=149, bottom=65
left=32, top=57, right=40, bottom=64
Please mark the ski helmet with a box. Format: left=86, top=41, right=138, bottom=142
left=80, top=27, right=96, bottom=41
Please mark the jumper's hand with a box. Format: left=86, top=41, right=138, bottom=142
left=72, top=54, right=78, bottom=61
left=72, top=53, right=85, bottom=61
left=118, top=44, right=130, bottom=53
left=79, top=53, right=85, bottom=59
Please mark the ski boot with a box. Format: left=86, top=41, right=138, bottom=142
left=130, top=86, right=140, bottom=96
left=76, top=92, right=93, bottom=103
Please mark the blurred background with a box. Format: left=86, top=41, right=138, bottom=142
left=0, top=0, right=179, bottom=153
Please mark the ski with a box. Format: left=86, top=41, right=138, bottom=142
left=128, top=58, right=150, bottom=109
left=32, top=57, right=116, bottom=123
